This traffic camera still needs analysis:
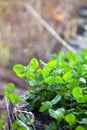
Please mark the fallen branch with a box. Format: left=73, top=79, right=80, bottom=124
left=24, top=3, right=76, bottom=53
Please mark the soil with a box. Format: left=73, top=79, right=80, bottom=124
left=33, top=111, right=53, bottom=130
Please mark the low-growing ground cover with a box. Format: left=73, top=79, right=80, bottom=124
left=5, top=48, right=87, bottom=130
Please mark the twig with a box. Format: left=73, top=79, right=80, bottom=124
left=15, top=108, right=36, bottom=130
left=5, top=97, right=13, bottom=129
left=24, top=3, right=76, bottom=53
left=15, top=109, right=34, bottom=115
left=5, top=98, right=11, bottom=123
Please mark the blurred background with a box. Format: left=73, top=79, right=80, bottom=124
left=0, top=0, right=87, bottom=129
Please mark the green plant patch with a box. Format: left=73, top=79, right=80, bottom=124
left=0, top=114, right=6, bottom=130
left=5, top=48, right=87, bottom=130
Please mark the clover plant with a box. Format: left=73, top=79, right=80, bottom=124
left=5, top=48, right=87, bottom=130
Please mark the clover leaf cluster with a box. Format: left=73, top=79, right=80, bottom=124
left=5, top=48, right=87, bottom=130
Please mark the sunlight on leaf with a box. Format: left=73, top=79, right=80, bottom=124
left=65, top=113, right=76, bottom=125
left=72, top=87, right=83, bottom=101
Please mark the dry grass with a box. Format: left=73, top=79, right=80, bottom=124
left=0, top=42, right=10, bottom=67
left=0, top=0, right=86, bottom=67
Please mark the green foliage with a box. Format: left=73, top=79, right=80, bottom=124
left=13, top=64, right=25, bottom=78
left=49, top=108, right=65, bottom=121
left=5, top=49, right=87, bottom=129
left=45, top=122, right=57, bottom=130
left=11, top=112, right=35, bottom=130
left=75, top=125, right=85, bottom=130
left=11, top=121, right=26, bottom=130
left=72, top=87, right=83, bottom=101
left=39, top=95, right=61, bottom=112
left=5, top=83, right=22, bottom=104
left=63, top=71, right=72, bottom=82
left=78, top=118, right=87, bottom=125
left=65, top=113, right=76, bottom=126
left=0, top=114, right=6, bottom=130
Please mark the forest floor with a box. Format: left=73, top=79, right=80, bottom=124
left=0, top=0, right=87, bottom=129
